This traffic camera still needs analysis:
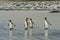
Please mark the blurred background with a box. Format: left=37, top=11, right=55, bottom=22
left=0, top=0, right=60, bottom=2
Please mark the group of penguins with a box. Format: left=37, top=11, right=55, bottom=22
left=8, top=17, right=52, bottom=31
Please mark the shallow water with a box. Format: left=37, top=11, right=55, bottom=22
left=0, top=10, right=60, bottom=40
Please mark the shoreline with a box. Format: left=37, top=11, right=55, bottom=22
left=0, top=1, right=60, bottom=10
